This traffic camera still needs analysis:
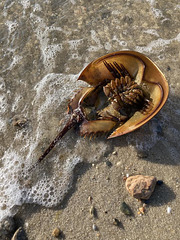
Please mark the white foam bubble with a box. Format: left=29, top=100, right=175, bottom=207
left=0, top=149, right=24, bottom=220
left=0, top=148, right=82, bottom=219
left=104, top=42, right=112, bottom=51
left=88, top=30, right=103, bottom=52
left=8, top=55, right=23, bottom=71
left=29, top=14, right=64, bottom=71
left=0, top=72, right=90, bottom=221
left=0, top=94, right=8, bottom=114
left=0, top=78, right=6, bottom=92
left=69, top=0, right=76, bottom=4
left=112, top=36, right=127, bottom=47
left=143, top=29, right=159, bottom=37
left=152, top=8, right=163, bottom=18
left=20, top=0, right=30, bottom=12
left=11, top=95, right=23, bottom=112
left=24, top=156, right=82, bottom=207
left=0, top=118, right=6, bottom=132
left=68, top=39, right=83, bottom=50
left=174, top=4, right=180, bottom=10
left=135, top=33, right=180, bottom=53
left=33, top=73, right=87, bottom=119
left=145, top=0, right=167, bottom=20
left=33, top=3, right=42, bottom=12
left=5, top=20, right=19, bottom=35
left=112, top=10, right=121, bottom=15
left=0, top=78, right=7, bottom=133
left=145, top=0, right=155, bottom=5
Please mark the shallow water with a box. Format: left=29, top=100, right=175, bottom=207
left=0, top=0, right=180, bottom=222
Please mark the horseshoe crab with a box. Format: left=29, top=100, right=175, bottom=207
left=37, top=51, right=169, bottom=163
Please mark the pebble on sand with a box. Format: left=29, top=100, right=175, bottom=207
left=120, top=202, right=133, bottom=216
left=112, top=151, right=117, bottom=155
left=125, top=175, right=157, bottom=200
left=167, top=206, right=172, bottom=214
left=88, top=196, right=93, bottom=203
left=138, top=206, right=145, bottom=215
left=89, top=206, right=96, bottom=217
left=92, top=224, right=98, bottom=231
left=105, top=160, right=112, bottom=167
left=52, top=227, right=61, bottom=238
left=112, top=218, right=123, bottom=227
left=12, top=115, right=28, bottom=128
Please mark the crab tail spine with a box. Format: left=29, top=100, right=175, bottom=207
left=38, top=109, right=84, bottom=163
left=37, top=119, right=75, bottom=162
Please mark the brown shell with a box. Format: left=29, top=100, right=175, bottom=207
left=78, top=51, right=169, bottom=138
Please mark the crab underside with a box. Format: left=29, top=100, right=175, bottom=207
left=36, top=51, right=169, bottom=163
left=69, top=61, right=153, bottom=139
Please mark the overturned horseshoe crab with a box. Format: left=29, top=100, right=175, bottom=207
left=37, top=51, right=169, bottom=163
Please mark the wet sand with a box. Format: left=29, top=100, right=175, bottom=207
left=0, top=0, right=180, bottom=239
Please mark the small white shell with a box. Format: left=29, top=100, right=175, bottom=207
left=126, top=173, right=130, bottom=178
left=167, top=206, right=172, bottom=214
left=92, top=224, right=98, bottom=231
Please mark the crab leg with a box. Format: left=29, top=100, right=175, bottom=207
left=80, top=119, right=117, bottom=137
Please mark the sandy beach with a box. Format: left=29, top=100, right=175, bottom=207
left=0, top=0, right=180, bottom=239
